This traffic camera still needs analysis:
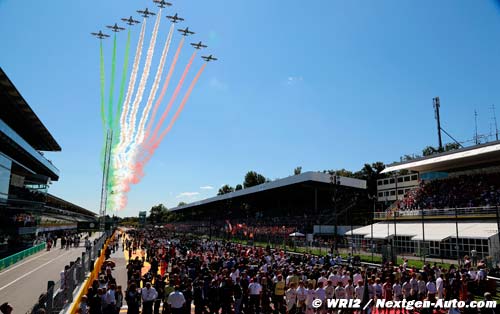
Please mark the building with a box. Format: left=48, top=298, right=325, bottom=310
left=168, top=171, right=367, bottom=239
left=377, top=173, right=419, bottom=202
left=351, top=140, right=500, bottom=262
left=0, top=67, right=96, bottom=255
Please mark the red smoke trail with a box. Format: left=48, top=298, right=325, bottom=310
left=144, top=37, right=185, bottom=142
left=148, top=50, right=197, bottom=145
left=125, top=63, right=207, bottom=191
left=154, top=63, right=207, bottom=146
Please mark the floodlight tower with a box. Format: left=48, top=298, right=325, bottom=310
left=433, top=97, right=443, bottom=151
left=99, top=129, right=113, bottom=232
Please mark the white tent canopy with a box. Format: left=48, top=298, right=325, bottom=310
left=351, top=221, right=499, bottom=241
left=289, top=232, right=305, bottom=237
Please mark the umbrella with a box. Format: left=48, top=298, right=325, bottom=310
left=103, top=260, right=116, bottom=268
left=289, top=232, right=305, bottom=237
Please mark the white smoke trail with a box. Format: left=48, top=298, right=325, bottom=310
left=134, top=23, right=175, bottom=146
left=114, top=19, right=147, bottom=168
left=123, top=9, right=162, bottom=156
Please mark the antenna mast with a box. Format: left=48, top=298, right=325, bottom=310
left=474, top=110, right=479, bottom=145
left=492, top=105, right=499, bottom=141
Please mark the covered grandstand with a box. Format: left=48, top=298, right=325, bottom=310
left=168, top=171, right=367, bottom=241
left=351, top=140, right=500, bottom=262
left=0, top=67, right=97, bottom=255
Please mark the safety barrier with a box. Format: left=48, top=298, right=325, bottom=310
left=68, top=230, right=117, bottom=314
left=0, top=242, right=46, bottom=271
left=26, top=232, right=111, bottom=314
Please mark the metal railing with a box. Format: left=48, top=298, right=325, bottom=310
left=0, top=242, right=46, bottom=271
left=27, top=231, right=111, bottom=314
left=374, top=206, right=498, bottom=219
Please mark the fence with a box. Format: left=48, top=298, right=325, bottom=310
left=27, top=231, right=112, bottom=314
left=0, top=242, right=46, bottom=271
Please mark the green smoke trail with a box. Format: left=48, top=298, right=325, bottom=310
left=100, top=40, right=106, bottom=127
left=114, top=29, right=131, bottom=138
left=107, top=34, right=117, bottom=131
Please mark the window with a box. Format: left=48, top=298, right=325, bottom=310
left=384, top=191, right=389, bottom=196
left=390, top=191, right=396, bottom=196
left=404, top=189, right=410, bottom=193
left=411, top=175, right=418, bottom=181
left=378, top=192, right=383, bottom=197
left=398, top=177, right=403, bottom=183
left=389, top=178, right=395, bottom=184
left=378, top=181, right=383, bottom=186
left=398, top=190, right=404, bottom=195
left=404, top=176, right=410, bottom=182
left=384, top=180, right=389, bottom=185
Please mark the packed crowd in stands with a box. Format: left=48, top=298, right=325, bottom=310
left=397, top=173, right=500, bottom=211
left=78, top=227, right=499, bottom=314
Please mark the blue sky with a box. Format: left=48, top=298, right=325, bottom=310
left=1, top=0, right=500, bottom=217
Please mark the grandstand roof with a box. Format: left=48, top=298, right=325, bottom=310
left=0, top=67, right=61, bottom=152
left=382, top=140, right=500, bottom=174
left=170, top=171, right=367, bottom=212
left=45, top=194, right=97, bottom=218
left=351, top=221, right=499, bottom=240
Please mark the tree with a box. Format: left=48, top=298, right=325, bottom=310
left=445, top=142, right=460, bottom=152
left=218, top=184, right=234, bottom=195
left=294, top=166, right=302, bottom=175
left=235, top=184, right=243, bottom=191
left=243, top=171, right=266, bottom=188
left=149, top=204, right=167, bottom=224
left=177, top=201, right=187, bottom=207
left=422, top=146, right=438, bottom=156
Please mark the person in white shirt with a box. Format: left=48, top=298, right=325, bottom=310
left=315, top=282, right=326, bottom=314
left=141, top=282, right=158, bottom=314
left=317, top=272, right=328, bottom=288
left=417, top=276, right=426, bottom=300
left=285, top=282, right=298, bottom=313
left=335, top=281, right=347, bottom=299
left=402, top=280, right=412, bottom=300
left=426, top=277, right=437, bottom=295
left=325, top=280, right=335, bottom=300
left=353, top=271, right=363, bottom=287
left=345, top=279, right=355, bottom=299
left=393, top=280, right=403, bottom=301
left=166, top=286, right=185, bottom=314
left=436, top=275, right=444, bottom=299
left=103, top=284, right=116, bottom=313
left=248, top=278, right=262, bottom=314
left=296, top=281, right=307, bottom=313
left=355, top=280, right=364, bottom=301
left=305, top=282, right=316, bottom=314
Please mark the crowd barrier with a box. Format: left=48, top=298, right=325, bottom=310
left=0, top=242, right=46, bottom=271
left=26, top=232, right=111, bottom=314
left=68, top=230, right=116, bottom=314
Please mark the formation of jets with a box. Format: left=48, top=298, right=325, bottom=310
left=166, top=13, right=184, bottom=23
left=91, top=30, right=110, bottom=39
left=178, top=27, right=195, bottom=36
left=93, top=1, right=217, bottom=62
left=107, top=23, right=125, bottom=32
left=137, top=8, right=156, bottom=18
left=154, top=0, right=172, bottom=8
left=121, top=16, right=140, bottom=26
left=191, top=41, right=207, bottom=50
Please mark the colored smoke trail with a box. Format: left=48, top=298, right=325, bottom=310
left=149, top=50, right=196, bottom=145
left=113, top=29, right=132, bottom=138
left=107, top=33, right=117, bottom=131
left=116, top=19, right=147, bottom=155
left=155, top=63, right=207, bottom=146
left=144, top=37, right=185, bottom=141
left=118, top=62, right=208, bottom=205
left=124, top=9, right=162, bottom=153
left=134, top=22, right=175, bottom=146
left=99, top=40, right=106, bottom=127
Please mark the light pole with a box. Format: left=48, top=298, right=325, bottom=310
left=330, top=172, right=341, bottom=252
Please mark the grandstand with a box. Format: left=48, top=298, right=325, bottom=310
left=168, top=171, right=367, bottom=243
left=0, top=67, right=97, bottom=256
left=351, top=140, right=500, bottom=263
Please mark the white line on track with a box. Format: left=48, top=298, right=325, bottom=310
left=0, top=250, right=72, bottom=291
left=0, top=250, right=53, bottom=276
